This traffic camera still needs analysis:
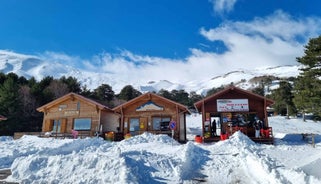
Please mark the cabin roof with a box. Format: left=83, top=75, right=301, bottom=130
left=194, top=86, right=274, bottom=111
left=36, top=92, right=113, bottom=112
left=113, top=92, right=191, bottom=114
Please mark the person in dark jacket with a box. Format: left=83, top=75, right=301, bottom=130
left=254, top=116, right=262, bottom=138
left=211, top=119, right=217, bottom=137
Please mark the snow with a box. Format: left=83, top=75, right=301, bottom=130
left=0, top=50, right=302, bottom=94
left=1, top=115, right=321, bottom=183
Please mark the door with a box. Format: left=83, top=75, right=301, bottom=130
left=129, top=118, right=140, bottom=136
left=52, top=119, right=62, bottom=133
left=139, top=117, right=148, bottom=133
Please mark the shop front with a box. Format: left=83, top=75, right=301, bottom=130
left=36, top=93, right=118, bottom=138
left=112, top=92, right=190, bottom=142
left=194, top=86, right=274, bottom=144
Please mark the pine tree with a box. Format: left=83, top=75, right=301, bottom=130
left=59, top=76, right=81, bottom=93
left=30, top=76, right=54, bottom=105
left=158, top=89, right=173, bottom=100
left=293, top=36, right=321, bottom=120
left=80, top=85, right=92, bottom=97
left=270, top=81, right=296, bottom=117
left=189, top=91, right=203, bottom=109
left=93, top=84, right=115, bottom=102
left=118, top=85, right=142, bottom=101
left=0, top=78, right=22, bottom=135
left=171, top=89, right=189, bottom=106
left=206, top=86, right=225, bottom=97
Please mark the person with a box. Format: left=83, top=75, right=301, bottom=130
left=211, top=119, right=217, bottom=137
left=253, top=117, right=261, bottom=138
left=71, top=129, right=78, bottom=139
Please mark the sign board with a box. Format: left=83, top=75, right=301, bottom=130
left=217, top=99, right=249, bottom=112
left=64, top=110, right=79, bottom=116
left=140, top=122, right=144, bottom=129
left=136, top=101, right=164, bottom=111
left=169, top=121, right=176, bottom=144
left=169, top=121, right=176, bottom=130
left=204, top=120, right=210, bottom=126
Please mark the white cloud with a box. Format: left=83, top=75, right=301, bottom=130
left=82, top=51, right=185, bottom=84
left=209, top=0, right=237, bottom=15
left=38, top=11, right=321, bottom=88
left=198, top=10, right=321, bottom=71
left=40, top=51, right=84, bottom=67
left=202, top=10, right=319, bottom=43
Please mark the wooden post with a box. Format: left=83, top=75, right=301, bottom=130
left=264, top=98, right=268, bottom=127
left=202, top=101, right=205, bottom=136
left=176, top=104, right=180, bottom=141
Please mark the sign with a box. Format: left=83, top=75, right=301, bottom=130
left=136, top=101, right=164, bottom=111
left=169, top=121, right=176, bottom=130
left=64, top=110, right=79, bottom=116
left=217, top=99, right=249, bottom=112
left=204, top=120, right=210, bottom=126
left=140, top=122, right=144, bottom=129
left=169, top=121, right=176, bottom=145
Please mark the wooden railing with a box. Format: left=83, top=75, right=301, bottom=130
left=13, top=131, right=92, bottom=139
left=14, top=132, right=43, bottom=139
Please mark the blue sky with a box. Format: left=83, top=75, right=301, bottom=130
left=1, top=0, right=321, bottom=83
left=0, top=0, right=214, bottom=59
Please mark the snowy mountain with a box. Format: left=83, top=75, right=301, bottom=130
left=0, top=50, right=301, bottom=94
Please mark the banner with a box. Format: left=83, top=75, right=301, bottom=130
left=217, top=99, right=249, bottom=112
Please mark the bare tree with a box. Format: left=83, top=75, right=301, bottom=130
left=45, top=80, right=69, bottom=99
left=19, top=85, right=37, bottom=116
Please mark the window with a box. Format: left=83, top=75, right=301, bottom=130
left=77, top=102, right=80, bottom=110
left=52, top=120, right=61, bottom=132
left=129, top=118, right=140, bottom=135
left=152, top=117, right=170, bottom=130
left=160, top=121, right=170, bottom=131
left=74, top=118, right=91, bottom=130
left=152, top=117, right=161, bottom=130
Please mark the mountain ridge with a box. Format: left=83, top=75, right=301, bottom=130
left=0, top=50, right=301, bottom=94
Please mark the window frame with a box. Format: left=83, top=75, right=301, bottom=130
left=129, top=117, right=140, bottom=135
left=73, top=118, right=92, bottom=131
left=52, top=119, right=61, bottom=133
left=152, top=116, right=171, bottom=131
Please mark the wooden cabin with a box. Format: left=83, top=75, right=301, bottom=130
left=112, top=92, right=190, bottom=142
left=194, top=86, right=274, bottom=144
left=37, top=93, right=119, bottom=138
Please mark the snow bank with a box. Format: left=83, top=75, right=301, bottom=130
left=0, top=136, right=13, bottom=142
left=1, top=117, right=321, bottom=183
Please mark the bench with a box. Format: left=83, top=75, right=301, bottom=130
left=301, top=133, right=315, bottom=148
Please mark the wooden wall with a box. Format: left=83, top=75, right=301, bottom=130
left=101, top=111, right=120, bottom=132
left=202, top=90, right=267, bottom=126
left=41, top=98, right=102, bottom=136
left=118, top=96, right=186, bottom=141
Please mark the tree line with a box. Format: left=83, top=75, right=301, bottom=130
left=0, top=73, right=206, bottom=135
left=1, top=35, right=320, bottom=135
left=261, top=35, right=321, bottom=120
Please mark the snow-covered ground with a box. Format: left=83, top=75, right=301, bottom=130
left=1, top=115, right=321, bottom=184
